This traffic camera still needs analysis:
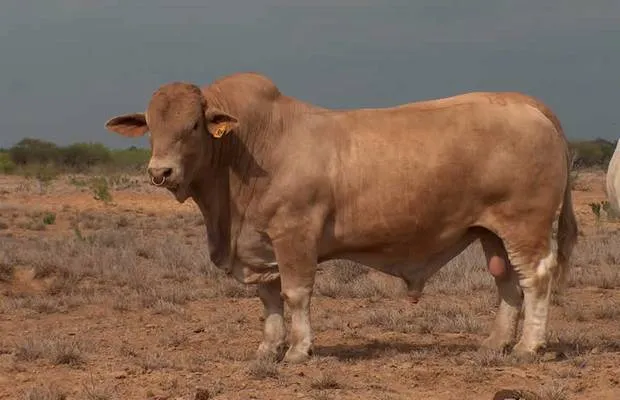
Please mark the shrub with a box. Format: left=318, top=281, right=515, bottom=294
left=43, top=212, right=56, bottom=225
left=110, top=147, right=150, bottom=171
left=5, top=138, right=149, bottom=174
left=569, top=139, right=617, bottom=169
left=0, top=152, right=16, bottom=173
left=61, top=142, right=111, bottom=171
left=9, top=138, right=61, bottom=165
left=90, top=177, right=112, bottom=203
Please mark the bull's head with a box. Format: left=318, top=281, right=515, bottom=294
left=104, top=82, right=238, bottom=202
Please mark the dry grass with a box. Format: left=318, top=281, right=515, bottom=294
left=137, top=351, right=174, bottom=372
left=14, top=336, right=86, bottom=366
left=538, top=383, right=570, bottom=400
left=1, top=224, right=237, bottom=313
left=1, top=172, right=619, bottom=399
left=310, top=372, right=341, bottom=390
left=0, top=256, right=14, bottom=283
left=247, top=358, right=279, bottom=379
left=20, top=385, right=67, bottom=400
left=80, top=376, right=117, bottom=400
left=363, top=302, right=484, bottom=335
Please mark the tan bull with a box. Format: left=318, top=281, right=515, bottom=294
left=105, top=72, right=578, bottom=364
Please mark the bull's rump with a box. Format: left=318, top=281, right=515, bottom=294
left=317, top=93, right=568, bottom=258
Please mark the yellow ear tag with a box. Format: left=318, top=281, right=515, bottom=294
left=213, top=125, right=227, bottom=138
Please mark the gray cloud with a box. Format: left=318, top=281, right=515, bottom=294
left=0, top=0, right=618, bottom=148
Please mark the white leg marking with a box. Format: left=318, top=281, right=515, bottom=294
left=256, top=280, right=286, bottom=360
left=283, top=286, right=313, bottom=363
left=483, top=271, right=523, bottom=350
left=514, top=250, right=556, bottom=355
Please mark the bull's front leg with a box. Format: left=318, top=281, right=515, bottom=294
left=271, top=233, right=318, bottom=364
left=256, top=278, right=286, bottom=360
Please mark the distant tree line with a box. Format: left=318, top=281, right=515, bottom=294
left=0, top=138, right=150, bottom=174
left=568, top=138, right=617, bottom=169
left=0, top=136, right=617, bottom=175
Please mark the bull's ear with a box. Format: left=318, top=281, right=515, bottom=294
left=204, top=108, right=239, bottom=138
left=104, top=113, right=149, bottom=137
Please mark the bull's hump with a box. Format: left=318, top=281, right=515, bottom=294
left=208, top=72, right=282, bottom=102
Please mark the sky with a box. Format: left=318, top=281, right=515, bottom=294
left=0, top=0, right=619, bottom=148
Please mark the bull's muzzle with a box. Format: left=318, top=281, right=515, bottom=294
left=147, top=166, right=173, bottom=186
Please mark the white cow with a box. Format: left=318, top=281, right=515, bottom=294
left=606, top=139, right=620, bottom=214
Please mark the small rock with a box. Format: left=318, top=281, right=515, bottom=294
left=194, top=388, right=210, bottom=400
left=114, top=371, right=127, bottom=379
left=193, top=327, right=205, bottom=333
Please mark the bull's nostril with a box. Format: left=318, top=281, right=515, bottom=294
left=148, top=167, right=173, bottom=178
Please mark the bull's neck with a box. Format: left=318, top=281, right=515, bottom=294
left=189, top=127, right=271, bottom=270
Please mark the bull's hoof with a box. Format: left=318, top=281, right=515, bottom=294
left=256, top=341, right=286, bottom=362
left=512, top=341, right=544, bottom=361
left=283, top=347, right=312, bottom=364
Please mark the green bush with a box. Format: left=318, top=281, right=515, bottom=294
left=43, top=212, right=57, bottom=225
left=61, top=142, right=112, bottom=171
left=9, top=138, right=61, bottom=165
left=110, top=146, right=150, bottom=171
left=0, top=153, right=16, bottom=173
left=4, top=138, right=150, bottom=174
left=90, top=177, right=113, bottom=203
left=570, top=139, right=617, bottom=169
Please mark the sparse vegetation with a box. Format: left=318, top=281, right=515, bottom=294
left=0, top=164, right=618, bottom=399
left=602, top=200, right=620, bottom=221
left=538, top=383, right=570, bottom=400
left=2, top=138, right=150, bottom=175
left=587, top=200, right=618, bottom=224
left=569, top=138, right=617, bottom=169
left=0, top=252, right=14, bottom=282
left=247, top=358, right=279, bottom=379
left=0, top=152, right=16, bottom=173
left=310, top=373, right=341, bottom=390
left=90, top=177, right=112, bottom=203
left=15, top=336, right=86, bottom=366
left=80, top=376, right=115, bottom=400
left=42, top=212, right=56, bottom=225
left=590, top=201, right=602, bottom=221
left=20, top=384, right=67, bottom=400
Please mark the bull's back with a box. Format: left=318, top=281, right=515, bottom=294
left=323, top=92, right=568, bottom=253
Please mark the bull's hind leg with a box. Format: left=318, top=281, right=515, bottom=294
left=504, top=236, right=557, bottom=356
left=256, top=278, right=286, bottom=360
left=479, top=232, right=523, bottom=351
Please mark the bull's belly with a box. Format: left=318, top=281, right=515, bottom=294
left=319, top=227, right=480, bottom=279
left=321, top=249, right=415, bottom=273
left=228, top=216, right=480, bottom=286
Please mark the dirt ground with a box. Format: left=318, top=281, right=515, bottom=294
left=0, top=170, right=618, bottom=400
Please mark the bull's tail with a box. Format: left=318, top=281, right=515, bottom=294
left=532, top=98, right=579, bottom=288
left=555, top=149, right=579, bottom=288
